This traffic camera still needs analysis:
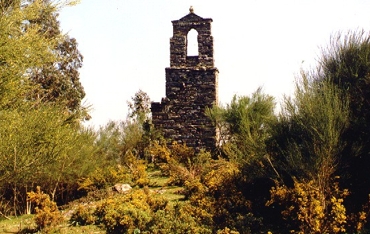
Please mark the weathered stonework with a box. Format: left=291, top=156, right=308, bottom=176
left=151, top=9, right=218, bottom=152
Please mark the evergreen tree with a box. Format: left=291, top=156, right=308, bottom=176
left=28, top=0, right=86, bottom=116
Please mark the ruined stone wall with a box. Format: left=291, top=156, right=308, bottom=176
left=151, top=10, right=218, bottom=152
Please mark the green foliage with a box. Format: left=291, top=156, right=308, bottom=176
left=208, top=88, right=276, bottom=165
left=318, top=30, right=370, bottom=216
left=127, top=89, right=151, bottom=123
left=264, top=30, right=370, bottom=233
left=0, top=0, right=98, bottom=214
left=4, top=3, right=370, bottom=234
left=0, top=105, right=67, bottom=185
left=76, top=187, right=212, bottom=234
left=264, top=60, right=352, bottom=233
left=0, top=103, right=98, bottom=213
left=94, top=121, right=125, bottom=163
left=23, top=0, right=87, bottom=118
left=94, top=90, right=161, bottom=166
left=0, top=0, right=57, bottom=110
left=269, top=77, right=349, bottom=183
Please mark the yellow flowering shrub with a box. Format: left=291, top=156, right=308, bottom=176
left=150, top=142, right=261, bottom=232
left=122, top=151, right=150, bottom=187
left=27, top=186, right=63, bottom=231
left=78, top=165, right=130, bottom=192
left=266, top=178, right=349, bottom=233
left=204, top=158, right=239, bottom=192
left=70, top=204, right=96, bottom=226
left=217, top=227, right=240, bottom=234
left=346, top=194, right=370, bottom=232
left=93, top=189, right=167, bottom=233
left=149, top=142, right=212, bottom=186
left=148, top=141, right=171, bottom=163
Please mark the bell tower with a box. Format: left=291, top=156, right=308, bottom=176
left=151, top=7, right=218, bottom=151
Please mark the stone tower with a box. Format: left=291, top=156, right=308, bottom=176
left=151, top=7, right=218, bottom=151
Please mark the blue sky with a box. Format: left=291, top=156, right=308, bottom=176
left=59, top=0, right=370, bottom=128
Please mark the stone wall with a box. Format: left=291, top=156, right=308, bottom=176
left=151, top=9, right=218, bottom=152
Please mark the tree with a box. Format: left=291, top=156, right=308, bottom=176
left=269, top=75, right=349, bottom=185
left=265, top=72, right=351, bottom=233
left=208, top=88, right=276, bottom=165
left=27, top=0, right=86, bottom=116
left=318, top=31, right=370, bottom=212
left=127, top=89, right=151, bottom=123
left=0, top=0, right=57, bottom=110
left=0, top=0, right=94, bottom=215
left=0, top=104, right=89, bottom=214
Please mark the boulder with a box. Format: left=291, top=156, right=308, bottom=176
left=114, top=183, right=132, bottom=194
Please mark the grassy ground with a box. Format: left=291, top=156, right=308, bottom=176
left=0, top=170, right=183, bottom=233
left=0, top=211, right=105, bottom=234
left=0, top=215, right=35, bottom=233
left=148, top=169, right=185, bottom=202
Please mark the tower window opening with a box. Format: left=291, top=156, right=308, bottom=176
left=187, top=29, right=198, bottom=56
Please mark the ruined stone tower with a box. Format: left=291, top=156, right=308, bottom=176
left=151, top=7, right=218, bottom=151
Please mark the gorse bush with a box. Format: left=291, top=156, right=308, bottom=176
left=78, top=165, right=131, bottom=192
left=70, top=188, right=214, bottom=233
left=148, top=204, right=213, bottom=234
left=27, top=186, right=63, bottom=231
left=149, top=141, right=263, bottom=232
left=70, top=204, right=96, bottom=226
left=123, top=151, right=150, bottom=187
left=92, top=189, right=168, bottom=233
left=267, top=179, right=350, bottom=233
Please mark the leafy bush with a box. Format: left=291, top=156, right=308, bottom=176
left=149, top=142, right=213, bottom=186
left=27, top=186, right=63, bottom=231
left=150, top=140, right=263, bottom=232
left=70, top=204, right=96, bottom=226
left=216, top=227, right=240, bottom=234
left=124, top=151, right=150, bottom=187
left=148, top=202, right=212, bottom=233
left=267, top=178, right=350, bottom=233
left=93, top=189, right=167, bottom=233
left=78, top=165, right=131, bottom=192
left=69, top=187, right=214, bottom=233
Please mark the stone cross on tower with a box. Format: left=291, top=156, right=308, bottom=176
left=151, top=8, right=218, bottom=152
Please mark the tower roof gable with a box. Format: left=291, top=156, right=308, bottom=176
left=172, top=13, right=212, bottom=24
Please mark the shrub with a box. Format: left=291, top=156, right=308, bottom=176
left=266, top=178, right=349, bottom=233
left=70, top=204, right=96, bottom=226
left=148, top=202, right=212, bottom=233
left=217, top=227, right=240, bottom=234
left=124, top=151, right=150, bottom=187
left=93, top=189, right=167, bottom=233
left=150, top=141, right=262, bottom=232
left=27, top=186, right=63, bottom=231
left=78, top=165, right=131, bottom=192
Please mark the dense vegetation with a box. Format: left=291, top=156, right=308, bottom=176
left=2, top=1, right=370, bottom=233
